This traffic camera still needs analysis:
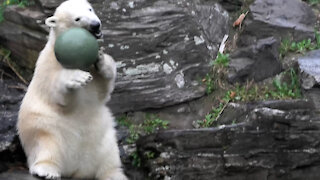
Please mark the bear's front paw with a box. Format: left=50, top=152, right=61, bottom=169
left=96, top=48, right=116, bottom=79
left=65, top=70, right=93, bottom=89
left=30, top=163, right=61, bottom=180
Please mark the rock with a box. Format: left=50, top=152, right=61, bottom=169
left=304, top=88, right=320, bottom=110
left=137, top=100, right=320, bottom=179
left=0, top=63, right=26, bottom=172
left=217, top=99, right=313, bottom=126
left=98, top=0, right=229, bottom=113
left=0, top=7, right=47, bottom=80
left=228, top=37, right=282, bottom=83
left=3, top=6, right=47, bottom=32
left=298, top=50, right=320, bottom=90
left=0, top=0, right=230, bottom=113
left=216, top=0, right=242, bottom=12
left=122, top=93, right=217, bottom=130
left=0, top=170, right=91, bottom=180
left=36, top=0, right=64, bottom=14
left=298, top=50, right=320, bottom=110
left=238, top=0, right=316, bottom=46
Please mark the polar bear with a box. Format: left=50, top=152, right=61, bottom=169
left=17, top=0, right=127, bottom=179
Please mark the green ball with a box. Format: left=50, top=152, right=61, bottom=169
left=54, top=28, right=99, bottom=70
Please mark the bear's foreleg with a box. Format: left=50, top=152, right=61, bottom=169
left=94, top=48, right=116, bottom=102
left=52, top=69, right=93, bottom=106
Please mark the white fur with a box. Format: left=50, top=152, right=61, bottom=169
left=17, top=0, right=127, bottom=179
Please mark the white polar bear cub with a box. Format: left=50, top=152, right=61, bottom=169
left=17, top=0, right=127, bottom=179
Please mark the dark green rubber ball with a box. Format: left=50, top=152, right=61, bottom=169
left=54, top=28, right=99, bottom=70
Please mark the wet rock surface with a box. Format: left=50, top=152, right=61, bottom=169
left=137, top=100, right=320, bottom=179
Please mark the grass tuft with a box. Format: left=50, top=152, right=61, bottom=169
left=116, top=114, right=169, bottom=144
left=197, top=68, right=301, bottom=128
left=280, top=31, right=320, bottom=58
left=117, top=114, right=169, bottom=167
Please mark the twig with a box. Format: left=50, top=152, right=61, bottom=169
left=215, top=100, right=229, bottom=121
left=0, top=69, right=16, bottom=80
left=1, top=50, right=28, bottom=85
left=8, top=84, right=28, bottom=91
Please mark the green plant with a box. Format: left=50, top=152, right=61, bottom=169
left=280, top=31, right=320, bottom=58
left=279, top=39, right=291, bottom=58
left=116, top=114, right=169, bottom=144
left=116, top=115, right=131, bottom=127
left=130, top=151, right=141, bottom=167
left=306, top=0, right=320, bottom=5
left=196, top=69, right=301, bottom=128
left=204, top=73, right=215, bottom=94
left=126, top=125, right=140, bottom=144
left=315, top=31, right=320, bottom=49
left=267, top=69, right=301, bottom=99
left=214, top=53, right=229, bottom=67
left=0, top=6, right=4, bottom=22
left=117, top=115, right=168, bottom=167
left=144, top=151, right=155, bottom=160
left=143, top=114, right=169, bottom=134
left=203, top=53, right=230, bottom=95
left=197, top=102, right=225, bottom=128
left=290, top=39, right=315, bottom=53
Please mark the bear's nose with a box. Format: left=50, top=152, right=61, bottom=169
left=90, top=21, right=101, bottom=32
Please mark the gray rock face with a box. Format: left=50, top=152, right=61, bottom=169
left=98, top=0, right=229, bottom=113
left=228, top=37, right=282, bottom=83
left=0, top=0, right=229, bottom=113
left=137, top=100, right=320, bottom=179
left=0, top=64, right=26, bottom=172
left=298, top=50, right=320, bottom=111
left=0, top=6, right=47, bottom=80
left=239, top=0, right=316, bottom=46
left=298, top=50, right=320, bottom=90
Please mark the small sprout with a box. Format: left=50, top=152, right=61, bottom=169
left=214, top=53, right=229, bottom=67
left=130, top=151, right=141, bottom=167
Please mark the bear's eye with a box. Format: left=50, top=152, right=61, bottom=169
left=75, top=17, right=81, bottom=22
left=89, top=8, right=92, bottom=12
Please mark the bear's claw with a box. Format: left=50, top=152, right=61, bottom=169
left=64, top=70, right=93, bottom=89
left=30, top=163, right=61, bottom=180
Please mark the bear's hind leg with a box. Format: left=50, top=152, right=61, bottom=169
left=95, top=131, right=127, bottom=180
left=30, top=162, right=60, bottom=180
left=26, top=130, right=62, bottom=179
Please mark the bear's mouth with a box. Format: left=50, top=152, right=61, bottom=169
left=90, top=30, right=102, bottom=39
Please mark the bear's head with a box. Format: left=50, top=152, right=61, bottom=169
left=45, top=0, right=102, bottom=39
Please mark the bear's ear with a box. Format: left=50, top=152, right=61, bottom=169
left=45, top=16, right=58, bottom=28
